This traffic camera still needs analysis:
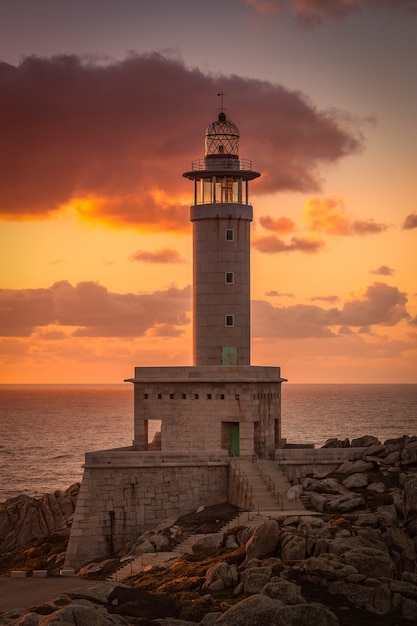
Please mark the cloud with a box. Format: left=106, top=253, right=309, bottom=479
left=311, top=295, right=340, bottom=303
left=129, top=248, right=185, bottom=264
left=265, top=291, right=294, bottom=297
left=0, top=281, right=191, bottom=338
left=0, top=54, right=363, bottom=230
left=370, top=265, right=395, bottom=276
left=252, top=281, right=409, bottom=339
left=402, top=212, right=417, bottom=230
left=303, top=196, right=388, bottom=236
left=245, top=0, right=417, bottom=24
left=259, top=215, right=296, bottom=234
left=253, top=234, right=325, bottom=254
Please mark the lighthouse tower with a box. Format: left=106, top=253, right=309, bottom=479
left=183, top=109, right=260, bottom=366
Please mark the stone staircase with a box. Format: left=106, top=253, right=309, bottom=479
left=110, top=459, right=309, bottom=582
left=235, top=458, right=307, bottom=513
left=109, top=513, right=244, bottom=583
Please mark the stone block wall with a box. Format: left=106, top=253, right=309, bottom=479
left=127, top=366, right=285, bottom=457
left=64, top=449, right=229, bottom=570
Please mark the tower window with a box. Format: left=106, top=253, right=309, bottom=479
left=225, top=315, right=234, bottom=327
left=225, top=229, right=234, bottom=241
left=225, top=272, right=234, bottom=284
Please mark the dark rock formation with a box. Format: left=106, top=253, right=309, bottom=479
left=0, top=485, right=79, bottom=554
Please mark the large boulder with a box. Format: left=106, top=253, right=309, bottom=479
left=342, top=546, right=396, bottom=579
left=203, top=561, right=239, bottom=592
left=262, top=578, right=305, bottom=604
left=214, top=594, right=283, bottom=626
left=325, top=493, right=365, bottom=513
left=244, top=519, right=280, bottom=564
left=351, top=435, right=380, bottom=447
left=327, top=578, right=391, bottom=615
left=401, top=442, right=417, bottom=466
left=404, top=475, right=417, bottom=519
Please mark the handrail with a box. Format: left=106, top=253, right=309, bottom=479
left=255, top=459, right=284, bottom=510
left=229, top=456, right=253, bottom=510
left=190, top=158, right=254, bottom=172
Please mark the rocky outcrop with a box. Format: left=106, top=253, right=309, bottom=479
left=0, top=485, right=79, bottom=553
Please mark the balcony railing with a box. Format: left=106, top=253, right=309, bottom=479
left=190, top=158, right=253, bottom=172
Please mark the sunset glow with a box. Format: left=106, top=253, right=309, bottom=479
left=0, top=0, right=416, bottom=384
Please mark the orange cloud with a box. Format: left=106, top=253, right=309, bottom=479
left=253, top=234, right=325, bottom=254
left=0, top=281, right=191, bottom=338
left=370, top=265, right=395, bottom=276
left=258, top=215, right=296, bottom=234
left=303, top=196, right=388, bottom=236
left=402, top=212, right=417, bottom=230
left=0, top=54, right=363, bottom=230
left=129, top=248, right=185, bottom=264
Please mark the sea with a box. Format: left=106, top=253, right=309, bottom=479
left=0, top=384, right=416, bottom=503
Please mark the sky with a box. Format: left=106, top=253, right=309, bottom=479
left=0, top=0, right=416, bottom=384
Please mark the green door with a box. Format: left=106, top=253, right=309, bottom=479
left=231, top=423, right=240, bottom=456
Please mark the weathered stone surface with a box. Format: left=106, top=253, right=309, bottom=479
left=203, top=562, right=239, bottom=591
left=351, top=435, right=380, bottom=448
left=327, top=578, right=390, bottom=614
left=269, top=603, right=339, bottom=626
left=384, top=526, right=417, bottom=574
left=192, top=534, right=223, bottom=553
left=302, top=554, right=358, bottom=581
left=244, top=519, right=280, bottom=564
left=262, top=579, right=305, bottom=604
left=200, top=613, right=222, bottom=626
left=286, top=485, right=303, bottom=501
left=322, top=438, right=350, bottom=448
left=214, top=594, right=282, bottom=625
left=402, top=441, right=417, bottom=466
left=242, top=567, right=272, bottom=594
left=0, top=485, right=79, bottom=553
left=325, top=493, right=364, bottom=513
left=342, top=547, right=396, bottom=579
left=336, top=459, right=375, bottom=474
left=343, top=473, right=368, bottom=489
left=404, top=475, right=417, bottom=519
left=280, top=532, right=306, bottom=562
left=310, top=493, right=326, bottom=512
left=308, top=478, right=347, bottom=495
left=366, top=482, right=386, bottom=493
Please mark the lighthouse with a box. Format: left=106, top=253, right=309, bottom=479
left=64, top=104, right=286, bottom=570
left=183, top=109, right=260, bottom=366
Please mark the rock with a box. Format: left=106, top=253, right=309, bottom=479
left=401, top=441, right=417, bottom=466
left=342, top=546, right=396, bottom=579
left=269, top=603, right=339, bottom=626
left=310, top=493, right=326, bottom=512
left=200, top=613, right=222, bottom=626
left=342, top=473, right=368, bottom=489
left=19, top=604, right=127, bottom=625
left=308, top=478, right=347, bottom=495
left=242, top=567, right=272, bottom=594
left=366, top=482, right=386, bottom=493
left=322, top=438, right=350, bottom=448
left=0, top=486, right=78, bottom=553
left=302, top=553, right=358, bottom=581
left=213, top=594, right=282, bottom=625
left=351, top=435, right=380, bottom=447
left=336, top=459, right=375, bottom=474
left=203, top=562, right=239, bottom=591
left=286, top=485, right=303, bottom=501
left=381, top=450, right=401, bottom=465
left=280, top=532, right=306, bottom=562
left=157, top=620, right=199, bottom=626
left=327, top=578, right=391, bottom=615
left=384, top=526, right=417, bottom=574
left=262, top=578, right=305, bottom=604
left=325, top=493, right=364, bottom=513
left=404, top=475, right=417, bottom=519
left=244, top=519, right=280, bottom=564
left=69, top=582, right=117, bottom=605
left=192, top=534, right=223, bottom=553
